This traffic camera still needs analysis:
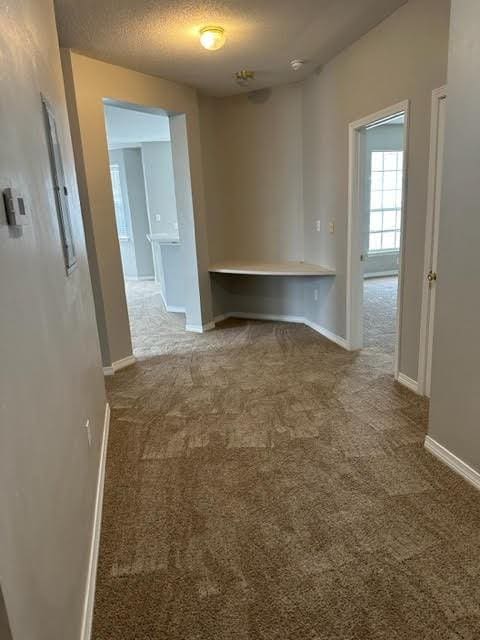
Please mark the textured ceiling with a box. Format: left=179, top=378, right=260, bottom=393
left=54, top=0, right=408, bottom=96
left=104, top=105, right=171, bottom=147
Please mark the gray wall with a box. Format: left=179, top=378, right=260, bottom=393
left=302, top=0, right=450, bottom=379
left=428, top=0, right=480, bottom=470
left=151, top=242, right=185, bottom=310
left=200, top=0, right=450, bottom=381
left=141, top=141, right=178, bottom=237
left=123, top=147, right=154, bottom=278
left=0, top=0, right=106, bottom=637
left=108, top=148, right=137, bottom=278
left=108, top=147, right=154, bottom=280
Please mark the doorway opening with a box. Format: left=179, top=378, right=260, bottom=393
left=347, top=101, right=409, bottom=380
left=103, top=102, right=187, bottom=358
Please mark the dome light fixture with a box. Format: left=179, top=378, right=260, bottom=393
left=199, top=26, right=226, bottom=51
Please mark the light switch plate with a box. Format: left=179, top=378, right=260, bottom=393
left=3, top=188, right=28, bottom=226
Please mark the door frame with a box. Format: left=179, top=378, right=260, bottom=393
left=346, top=99, right=410, bottom=381
left=418, top=86, right=448, bottom=396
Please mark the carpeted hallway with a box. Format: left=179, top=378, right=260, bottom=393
left=93, top=278, right=480, bottom=639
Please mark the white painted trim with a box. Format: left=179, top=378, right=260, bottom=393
left=425, top=435, right=480, bottom=491
left=124, top=276, right=155, bottom=282
left=165, top=304, right=186, bottom=314
left=418, top=86, right=448, bottom=397
left=228, top=311, right=305, bottom=324
left=103, top=354, right=136, bottom=376
left=80, top=403, right=110, bottom=640
left=213, top=312, right=348, bottom=350
left=364, top=270, right=399, bottom=279
left=185, top=322, right=215, bottom=333
left=303, top=318, right=349, bottom=349
left=346, top=100, right=410, bottom=370
left=396, top=372, right=419, bottom=394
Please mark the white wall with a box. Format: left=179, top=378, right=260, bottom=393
left=0, top=0, right=106, bottom=637
left=427, top=0, right=480, bottom=471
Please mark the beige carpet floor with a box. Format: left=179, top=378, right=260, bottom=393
left=92, top=278, right=480, bottom=639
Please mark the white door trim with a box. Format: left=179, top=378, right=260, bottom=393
left=346, top=100, right=410, bottom=381
left=418, top=86, right=447, bottom=396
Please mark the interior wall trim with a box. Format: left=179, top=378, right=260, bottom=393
left=185, top=322, right=216, bottom=333
left=165, top=305, right=186, bottom=314
left=214, top=312, right=348, bottom=350
left=80, top=402, right=110, bottom=640
left=364, top=270, right=399, bottom=279
left=396, top=372, right=419, bottom=394
left=425, top=435, right=480, bottom=492
left=103, top=355, right=136, bottom=376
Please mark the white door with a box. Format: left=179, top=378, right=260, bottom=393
left=420, top=87, right=447, bottom=397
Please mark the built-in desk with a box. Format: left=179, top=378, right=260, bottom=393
left=208, top=261, right=335, bottom=277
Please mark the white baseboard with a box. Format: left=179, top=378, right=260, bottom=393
left=425, top=435, right=480, bottom=491
left=103, top=354, right=136, bottom=376
left=364, top=270, right=399, bottom=279
left=185, top=322, right=216, bottom=333
left=213, top=312, right=348, bottom=350
left=228, top=311, right=305, bottom=324
left=80, top=402, right=110, bottom=640
left=396, top=372, right=419, bottom=394
left=165, top=304, right=186, bottom=314
left=303, top=318, right=349, bottom=349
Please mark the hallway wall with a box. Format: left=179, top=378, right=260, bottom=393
left=0, top=0, right=107, bottom=637
left=61, top=52, right=213, bottom=364
left=303, top=0, right=451, bottom=380
left=200, top=0, right=451, bottom=382
left=428, top=0, right=480, bottom=473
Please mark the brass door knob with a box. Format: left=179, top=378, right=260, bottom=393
left=427, top=270, right=437, bottom=282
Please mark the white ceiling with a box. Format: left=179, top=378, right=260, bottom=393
left=104, top=105, right=171, bottom=148
left=54, top=0, right=408, bottom=97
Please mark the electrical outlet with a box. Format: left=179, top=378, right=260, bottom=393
left=315, top=220, right=321, bottom=232
left=314, top=289, right=318, bottom=301
left=329, top=221, right=335, bottom=234
left=85, top=419, right=92, bottom=447
left=155, top=214, right=161, bottom=222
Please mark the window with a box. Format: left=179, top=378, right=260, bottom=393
left=109, top=164, right=129, bottom=239
left=368, top=150, right=403, bottom=253
left=42, top=96, right=77, bottom=274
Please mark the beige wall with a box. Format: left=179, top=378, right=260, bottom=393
left=200, top=0, right=451, bottom=381
left=302, top=0, right=451, bottom=379
left=428, top=0, right=480, bottom=471
left=0, top=0, right=106, bottom=638
left=200, top=85, right=304, bottom=263
left=62, top=52, right=213, bottom=362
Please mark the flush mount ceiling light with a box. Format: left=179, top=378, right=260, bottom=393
left=235, top=70, right=255, bottom=86
left=199, top=26, right=226, bottom=51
